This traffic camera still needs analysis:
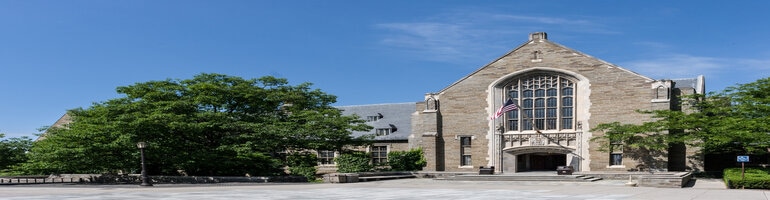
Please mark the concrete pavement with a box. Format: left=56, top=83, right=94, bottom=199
left=1, top=178, right=766, bottom=200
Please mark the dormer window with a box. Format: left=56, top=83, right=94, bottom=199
left=366, top=113, right=384, bottom=122
left=376, top=128, right=391, bottom=136
left=367, top=116, right=379, bottom=122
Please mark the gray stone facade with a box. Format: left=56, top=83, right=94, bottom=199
left=408, top=32, right=704, bottom=174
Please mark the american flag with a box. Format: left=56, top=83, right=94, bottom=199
left=490, top=99, right=518, bottom=120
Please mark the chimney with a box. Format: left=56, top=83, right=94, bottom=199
left=529, top=32, right=547, bottom=41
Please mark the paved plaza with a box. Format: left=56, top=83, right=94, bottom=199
left=1, top=178, right=768, bottom=200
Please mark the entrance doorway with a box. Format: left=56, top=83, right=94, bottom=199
left=516, top=153, right=566, bottom=172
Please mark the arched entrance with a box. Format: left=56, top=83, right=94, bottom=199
left=516, top=153, right=566, bottom=171
left=502, top=146, right=575, bottom=173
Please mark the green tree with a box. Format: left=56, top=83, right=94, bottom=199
left=23, top=73, right=372, bottom=175
left=0, top=134, right=33, bottom=173
left=592, top=77, right=770, bottom=157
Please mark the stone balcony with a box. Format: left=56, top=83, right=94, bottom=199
left=502, top=132, right=581, bottom=151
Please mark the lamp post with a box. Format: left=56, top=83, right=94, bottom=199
left=136, top=142, right=153, bottom=186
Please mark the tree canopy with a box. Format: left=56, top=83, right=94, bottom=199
left=0, top=134, right=33, bottom=173
left=592, top=77, right=770, bottom=155
left=23, top=73, right=372, bottom=175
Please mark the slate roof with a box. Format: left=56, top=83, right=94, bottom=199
left=336, top=102, right=416, bottom=141
left=672, top=75, right=706, bottom=94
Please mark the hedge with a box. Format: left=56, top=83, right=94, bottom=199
left=724, top=168, right=770, bottom=189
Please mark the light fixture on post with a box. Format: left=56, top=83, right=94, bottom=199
left=136, top=142, right=153, bottom=186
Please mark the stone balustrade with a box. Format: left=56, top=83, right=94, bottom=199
left=503, top=132, right=580, bottom=148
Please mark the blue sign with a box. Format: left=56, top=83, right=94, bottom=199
left=737, top=155, right=750, bottom=163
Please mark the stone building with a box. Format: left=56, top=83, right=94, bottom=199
left=345, top=32, right=705, bottom=174
left=41, top=32, right=705, bottom=174
left=320, top=103, right=415, bottom=172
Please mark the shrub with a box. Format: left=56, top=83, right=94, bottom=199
left=288, top=166, right=316, bottom=182
left=286, top=152, right=318, bottom=181
left=334, top=151, right=372, bottom=173
left=234, top=152, right=285, bottom=176
left=724, top=168, right=770, bottom=189
left=388, top=148, right=427, bottom=171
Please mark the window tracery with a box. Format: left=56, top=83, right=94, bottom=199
left=505, top=73, right=575, bottom=131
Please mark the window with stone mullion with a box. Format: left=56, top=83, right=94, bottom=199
left=371, top=146, right=388, bottom=165
left=460, top=137, right=472, bottom=166
left=561, top=79, right=574, bottom=129
left=505, top=74, right=576, bottom=131
left=534, top=89, right=546, bottom=130
left=318, top=150, right=335, bottom=165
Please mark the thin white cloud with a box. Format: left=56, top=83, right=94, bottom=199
left=489, top=14, right=595, bottom=26
left=375, top=22, right=513, bottom=63
left=620, top=54, right=770, bottom=80
left=374, top=12, right=614, bottom=65
left=737, top=58, right=770, bottom=71
left=621, top=54, right=722, bottom=79
left=631, top=41, right=674, bottom=50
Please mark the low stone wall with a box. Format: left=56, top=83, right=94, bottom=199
left=37, top=174, right=307, bottom=184
left=638, top=172, right=692, bottom=188
left=149, top=175, right=307, bottom=184
left=577, top=171, right=693, bottom=188
left=323, top=172, right=418, bottom=183
left=323, top=173, right=359, bottom=183
left=1, top=175, right=85, bottom=184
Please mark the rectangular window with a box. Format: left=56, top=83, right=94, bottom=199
left=562, top=118, right=573, bottom=129
left=523, top=108, right=533, bottom=130
left=507, top=100, right=519, bottom=131
left=371, top=146, right=388, bottom=165
left=460, top=136, right=472, bottom=166
left=610, top=153, right=623, bottom=166
left=376, top=128, right=391, bottom=136
left=318, top=150, right=335, bottom=165
left=508, top=119, right=519, bottom=131
left=609, top=140, right=623, bottom=166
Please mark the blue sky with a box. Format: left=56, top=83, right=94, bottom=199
left=2, top=1, right=769, bottom=138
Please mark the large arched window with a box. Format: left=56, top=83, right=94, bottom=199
left=505, top=74, right=575, bottom=131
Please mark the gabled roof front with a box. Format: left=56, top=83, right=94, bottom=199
left=337, top=102, right=415, bottom=141
left=37, top=113, right=72, bottom=141
left=436, top=32, right=654, bottom=94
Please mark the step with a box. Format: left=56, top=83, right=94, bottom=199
left=443, top=174, right=602, bottom=182
left=358, top=175, right=416, bottom=182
